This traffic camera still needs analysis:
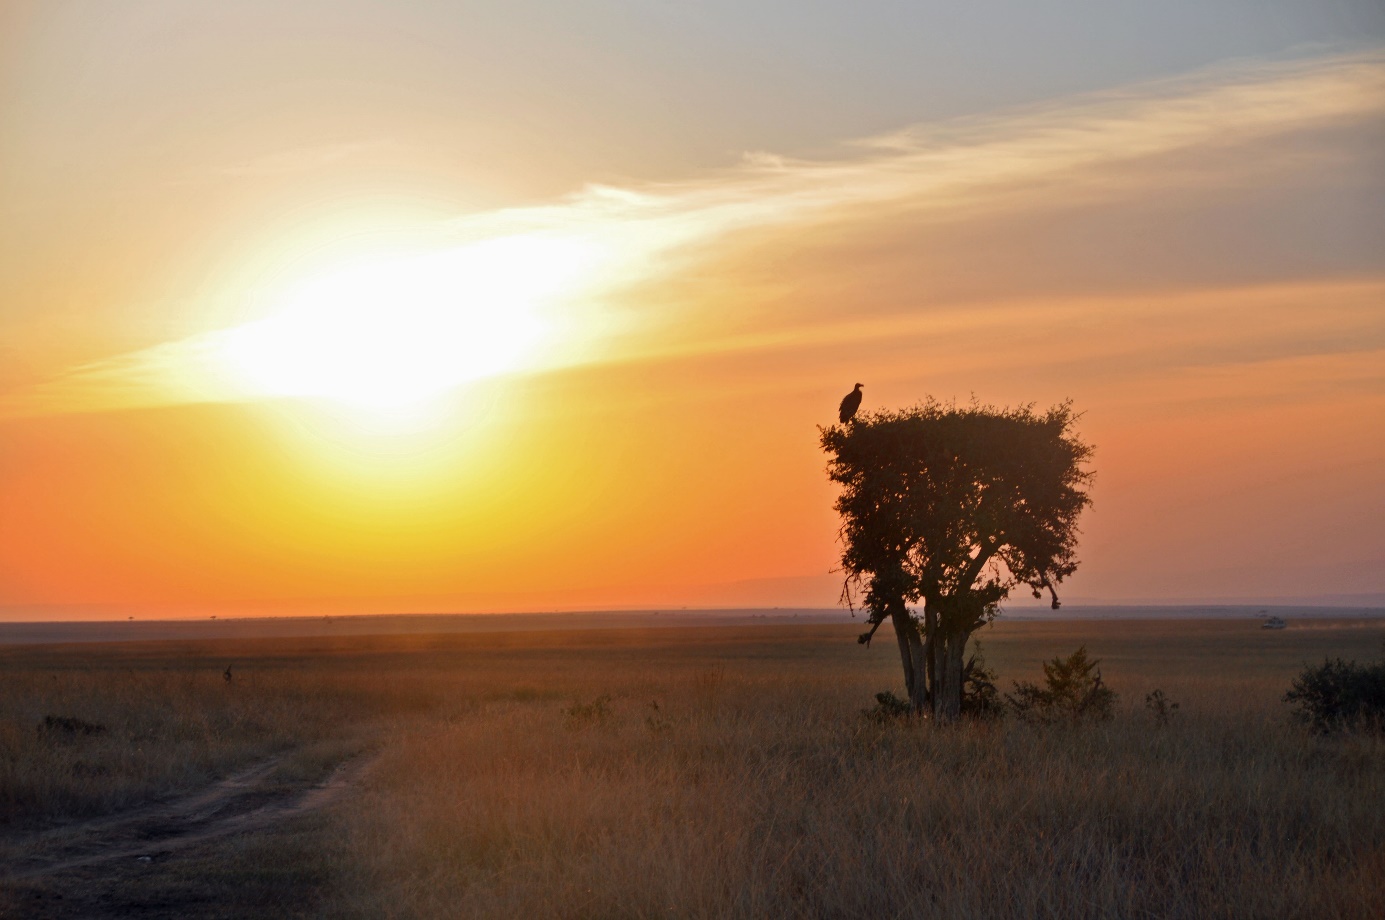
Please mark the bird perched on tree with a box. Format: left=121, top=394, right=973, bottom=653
left=838, top=383, right=864, bottom=424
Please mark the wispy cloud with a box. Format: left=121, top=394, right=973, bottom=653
left=6, top=46, right=1382, bottom=418
left=451, top=46, right=1383, bottom=249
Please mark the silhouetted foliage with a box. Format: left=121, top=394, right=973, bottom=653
left=563, top=694, right=612, bottom=727
left=1284, top=657, right=1385, bottom=734
left=863, top=690, right=915, bottom=723
left=1145, top=689, right=1180, bottom=727
left=1006, top=646, right=1116, bottom=724
left=822, top=399, right=1093, bottom=721
left=39, top=715, right=107, bottom=737
left=961, top=650, right=1004, bottom=720
left=865, top=654, right=1001, bottom=724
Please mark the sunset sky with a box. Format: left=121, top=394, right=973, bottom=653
left=2, top=2, right=1383, bottom=618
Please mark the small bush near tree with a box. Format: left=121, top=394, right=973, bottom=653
left=1284, top=657, right=1385, bottom=734
left=1007, top=646, right=1116, bottom=724
left=961, top=650, right=1004, bottom=720
left=863, top=690, right=915, bottom=723
left=866, top=650, right=1004, bottom=723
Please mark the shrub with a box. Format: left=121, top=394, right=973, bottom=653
left=1006, top=646, right=1116, bottom=724
left=863, top=652, right=1002, bottom=723
left=863, top=690, right=914, bottom=723
left=961, top=651, right=1004, bottom=720
left=562, top=694, right=612, bottom=727
left=1284, top=657, right=1385, bottom=734
left=39, top=715, right=107, bottom=737
left=1145, top=689, right=1179, bottom=727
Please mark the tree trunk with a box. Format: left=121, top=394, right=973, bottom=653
left=930, top=622, right=947, bottom=721
left=933, top=634, right=967, bottom=723
left=923, top=604, right=937, bottom=710
left=907, top=622, right=928, bottom=711
left=889, top=603, right=918, bottom=705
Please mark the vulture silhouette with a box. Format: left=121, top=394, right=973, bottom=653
left=838, top=383, right=863, bottom=424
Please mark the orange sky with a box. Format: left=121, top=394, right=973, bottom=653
left=2, top=6, right=1383, bottom=617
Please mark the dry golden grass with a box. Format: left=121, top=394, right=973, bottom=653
left=3, top=617, right=1383, bottom=918
left=0, top=635, right=458, bottom=836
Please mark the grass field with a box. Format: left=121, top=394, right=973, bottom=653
left=2, top=616, right=1383, bottom=918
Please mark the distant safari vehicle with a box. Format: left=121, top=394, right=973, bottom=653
left=1262, top=616, right=1287, bottom=629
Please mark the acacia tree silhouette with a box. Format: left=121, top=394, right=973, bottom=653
left=821, top=400, right=1093, bottom=722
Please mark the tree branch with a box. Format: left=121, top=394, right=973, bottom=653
left=958, top=538, right=999, bottom=592
left=857, top=616, right=886, bottom=646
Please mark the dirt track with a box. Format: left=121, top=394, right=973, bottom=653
left=1, top=751, right=374, bottom=918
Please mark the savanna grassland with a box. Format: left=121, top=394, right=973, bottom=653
left=2, top=616, right=1383, bottom=919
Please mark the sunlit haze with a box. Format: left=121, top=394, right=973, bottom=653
left=2, top=2, right=1383, bottom=618
left=214, top=235, right=591, bottom=412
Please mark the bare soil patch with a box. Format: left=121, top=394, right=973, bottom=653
left=0, top=750, right=374, bottom=918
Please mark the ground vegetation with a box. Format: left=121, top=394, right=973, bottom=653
left=1, top=618, right=1382, bottom=919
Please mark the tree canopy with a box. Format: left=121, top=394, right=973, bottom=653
left=822, top=399, right=1093, bottom=721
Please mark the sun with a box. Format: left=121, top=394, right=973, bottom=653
left=215, top=234, right=591, bottom=412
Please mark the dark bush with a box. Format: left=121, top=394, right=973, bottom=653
left=1006, top=646, right=1116, bottom=724
left=961, top=651, right=1004, bottom=720
left=864, top=651, right=1002, bottom=723
left=863, top=690, right=914, bottom=723
left=563, top=694, right=612, bottom=726
left=39, top=715, right=107, bottom=737
left=1145, top=689, right=1179, bottom=727
left=1284, top=657, right=1385, bottom=734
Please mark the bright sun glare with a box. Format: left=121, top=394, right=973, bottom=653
left=216, top=234, right=591, bottom=412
